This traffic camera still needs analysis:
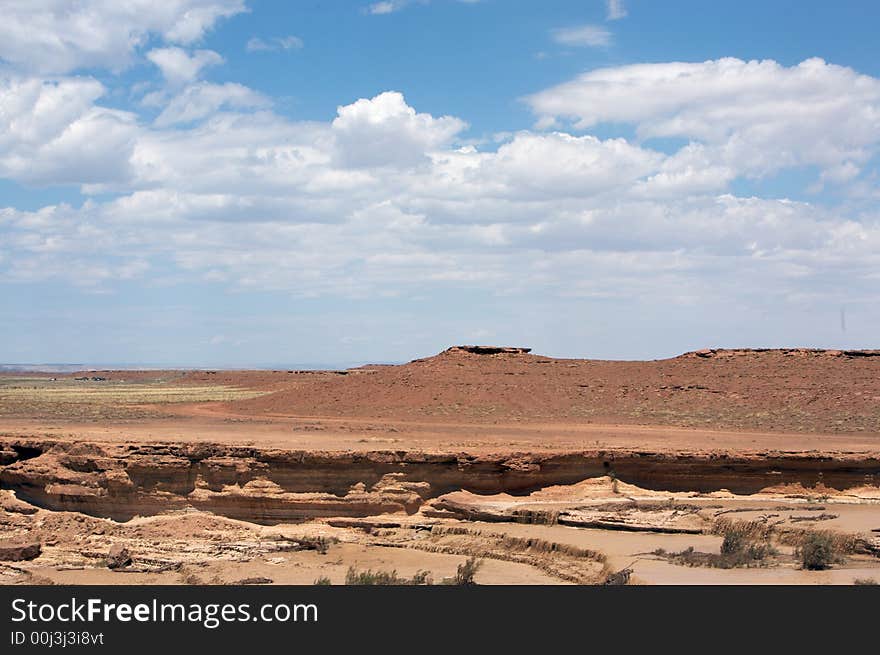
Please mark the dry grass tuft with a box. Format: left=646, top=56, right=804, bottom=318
left=0, top=377, right=266, bottom=421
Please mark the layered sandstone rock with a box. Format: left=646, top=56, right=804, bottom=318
left=1, top=437, right=878, bottom=525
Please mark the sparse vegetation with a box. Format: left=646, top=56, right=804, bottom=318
left=344, top=566, right=432, bottom=585
left=656, top=519, right=779, bottom=569
left=652, top=545, right=776, bottom=569
left=853, top=578, right=877, bottom=585
left=797, top=531, right=841, bottom=570
left=713, top=518, right=773, bottom=544
left=603, top=565, right=633, bottom=585
left=452, top=556, right=482, bottom=585
left=0, top=377, right=266, bottom=421
left=340, top=558, right=484, bottom=586
left=777, top=526, right=858, bottom=554
left=313, top=576, right=332, bottom=585
left=720, top=523, right=749, bottom=555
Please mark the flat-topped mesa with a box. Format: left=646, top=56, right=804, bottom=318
left=444, top=346, right=533, bottom=356
left=682, top=347, right=880, bottom=359
left=410, top=345, right=534, bottom=364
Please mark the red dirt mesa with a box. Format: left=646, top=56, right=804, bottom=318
left=221, top=346, right=880, bottom=433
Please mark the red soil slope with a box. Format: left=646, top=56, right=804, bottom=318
left=207, top=347, right=880, bottom=434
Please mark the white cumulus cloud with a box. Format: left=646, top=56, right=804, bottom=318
left=331, top=91, right=467, bottom=168
left=526, top=57, right=880, bottom=179
left=147, top=47, right=224, bottom=86
left=154, top=82, right=271, bottom=126
left=1, top=56, right=879, bottom=346
left=0, top=0, right=247, bottom=74
left=0, top=76, right=139, bottom=185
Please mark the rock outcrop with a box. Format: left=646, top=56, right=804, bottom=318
left=444, top=346, right=532, bottom=355
left=684, top=347, right=880, bottom=359
left=1, top=436, right=878, bottom=524
left=107, top=544, right=132, bottom=569
left=0, top=539, right=41, bottom=561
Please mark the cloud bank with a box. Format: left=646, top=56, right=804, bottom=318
left=1, top=3, right=878, bottom=358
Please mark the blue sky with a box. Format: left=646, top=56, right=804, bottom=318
left=1, top=1, right=879, bottom=367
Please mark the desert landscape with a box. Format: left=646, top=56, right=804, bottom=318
left=1, top=345, right=878, bottom=585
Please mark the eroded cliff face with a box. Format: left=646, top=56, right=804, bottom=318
left=1, top=437, right=878, bottom=523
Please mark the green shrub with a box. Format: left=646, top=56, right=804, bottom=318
left=410, top=570, right=431, bottom=585
left=745, top=542, right=777, bottom=561
left=798, top=531, right=838, bottom=570
left=453, top=557, right=482, bottom=585
left=720, top=528, right=747, bottom=555
left=657, top=539, right=777, bottom=570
